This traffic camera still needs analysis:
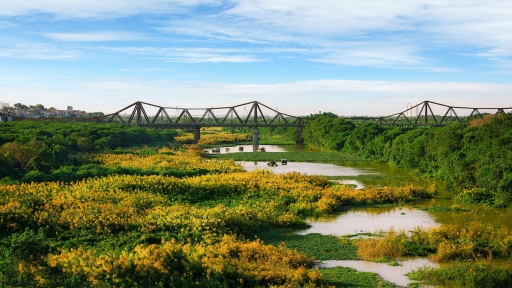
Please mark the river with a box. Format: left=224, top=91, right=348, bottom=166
left=216, top=144, right=512, bottom=286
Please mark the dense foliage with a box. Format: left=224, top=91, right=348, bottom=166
left=301, top=113, right=512, bottom=207
left=0, top=140, right=436, bottom=286
left=0, top=121, right=177, bottom=180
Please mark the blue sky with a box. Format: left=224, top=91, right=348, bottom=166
left=1, top=1, right=512, bottom=116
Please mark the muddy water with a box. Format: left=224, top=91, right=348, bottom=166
left=241, top=161, right=378, bottom=176
left=321, top=258, right=439, bottom=287
left=296, top=207, right=439, bottom=236
left=213, top=144, right=311, bottom=153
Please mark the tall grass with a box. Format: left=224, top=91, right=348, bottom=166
left=407, top=261, right=512, bottom=288
left=353, top=222, right=512, bottom=262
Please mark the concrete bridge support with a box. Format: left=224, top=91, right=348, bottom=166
left=193, top=126, right=201, bottom=144
left=252, top=128, right=259, bottom=152
left=296, top=126, right=304, bottom=145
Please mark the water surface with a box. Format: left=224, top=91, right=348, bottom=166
left=241, top=161, right=378, bottom=176
left=321, top=258, right=439, bottom=287
left=296, top=207, right=439, bottom=236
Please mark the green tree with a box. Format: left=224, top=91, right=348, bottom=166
left=13, top=103, right=28, bottom=110
left=0, top=142, right=37, bottom=169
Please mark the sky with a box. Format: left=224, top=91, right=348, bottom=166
left=1, top=1, right=512, bottom=116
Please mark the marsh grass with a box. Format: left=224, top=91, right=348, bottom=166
left=417, top=205, right=471, bottom=212
left=354, top=229, right=410, bottom=262
left=353, top=222, right=512, bottom=263
left=319, top=267, right=396, bottom=288
left=255, top=229, right=359, bottom=260
left=407, top=261, right=512, bottom=288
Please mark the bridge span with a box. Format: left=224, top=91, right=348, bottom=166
left=105, top=100, right=305, bottom=145
left=2, top=100, right=512, bottom=146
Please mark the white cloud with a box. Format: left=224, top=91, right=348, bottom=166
left=3, top=1, right=512, bottom=69
left=308, top=42, right=427, bottom=68
left=43, top=31, right=146, bottom=42
left=157, top=19, right=297, bottom=44
left=160, top=1, right=512, bottom=67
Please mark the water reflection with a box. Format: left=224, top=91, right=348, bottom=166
left=214, top=144, right=315, bottom=153
left=241, top=162, right=378, bottom=176
left=320, top=258, right=439, bottom=287
left=296, top=207, right=439, bottom=236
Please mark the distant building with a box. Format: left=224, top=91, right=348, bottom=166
left=407, top=103, right=415, bottom=117
left=66, top=106, right=74, bottom=117
left=0, top=101, right=9, bottom=108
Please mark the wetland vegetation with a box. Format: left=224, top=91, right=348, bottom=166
left=1, top=113, right=512, bottom=287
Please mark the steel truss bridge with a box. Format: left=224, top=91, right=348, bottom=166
left=104, top=101, right=305, bottom=144
left=2, top=100, right=512, bottom=144
left=341, top=100, right=512, bottom=126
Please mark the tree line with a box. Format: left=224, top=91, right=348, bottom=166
left=0, top=121, right=177, bottom=181
left=301, top=112, right=512, bottom=207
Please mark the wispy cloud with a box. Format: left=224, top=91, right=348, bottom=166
left=43, top=31, right=146, bottom=42
left=307, top=42, right=426, bottom=68
left=0, top=20, right=15, bottom=28
left=156, top=19, right=296, bottom=44
left=120, top=68, right=167, bottom=72
left=2, top=1, right=512, bottom=72
left=156, top=1, right=512, bottom=68
left=101, top=46, right=262, bottom=63
left=0, top=0, right=221, bottom=19
left=0, top=43, right=79, bottom=60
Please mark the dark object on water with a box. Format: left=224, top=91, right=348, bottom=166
left=281, top=159, right=288, bottom=165
left=239, top=147, right=244, bottom=151
left=267, top=160, right=278, bottom=167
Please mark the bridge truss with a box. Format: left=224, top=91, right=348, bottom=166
left=341, top=100, right=512, bottom=126
left=3, top=100, right=512, bottom=142
left=104, top=101, right=306, bottom=144
left=105, top=101, right=304, bottom=128
left=0, top=111, right=15, bottom=122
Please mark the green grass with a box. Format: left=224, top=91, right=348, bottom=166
left=406, top=262, right=512, bottom=288
left=417, top=206, right=471, bottom=212
left=319, top=267, right=396, bottom=288
left=254, top=229, right=359, bottom=260
left=209, top=151, right=368, bottom=163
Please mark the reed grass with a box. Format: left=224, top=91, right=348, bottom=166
left=353, top=222, right=512, bottom=263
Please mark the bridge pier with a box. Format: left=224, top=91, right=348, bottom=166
left=193, top=126, right=201, bottom=144
left=252, top=128, right=259, bottom=152
left=296, top=126, right=304, bottom=145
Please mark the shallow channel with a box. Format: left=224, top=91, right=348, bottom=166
left=295, top=206, right=439, bottom=236
left=241, top=161, right=378, bottom=176
left=216, top=144, right=453, bottom=286
left=321, top=258, right=439, bottom=287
